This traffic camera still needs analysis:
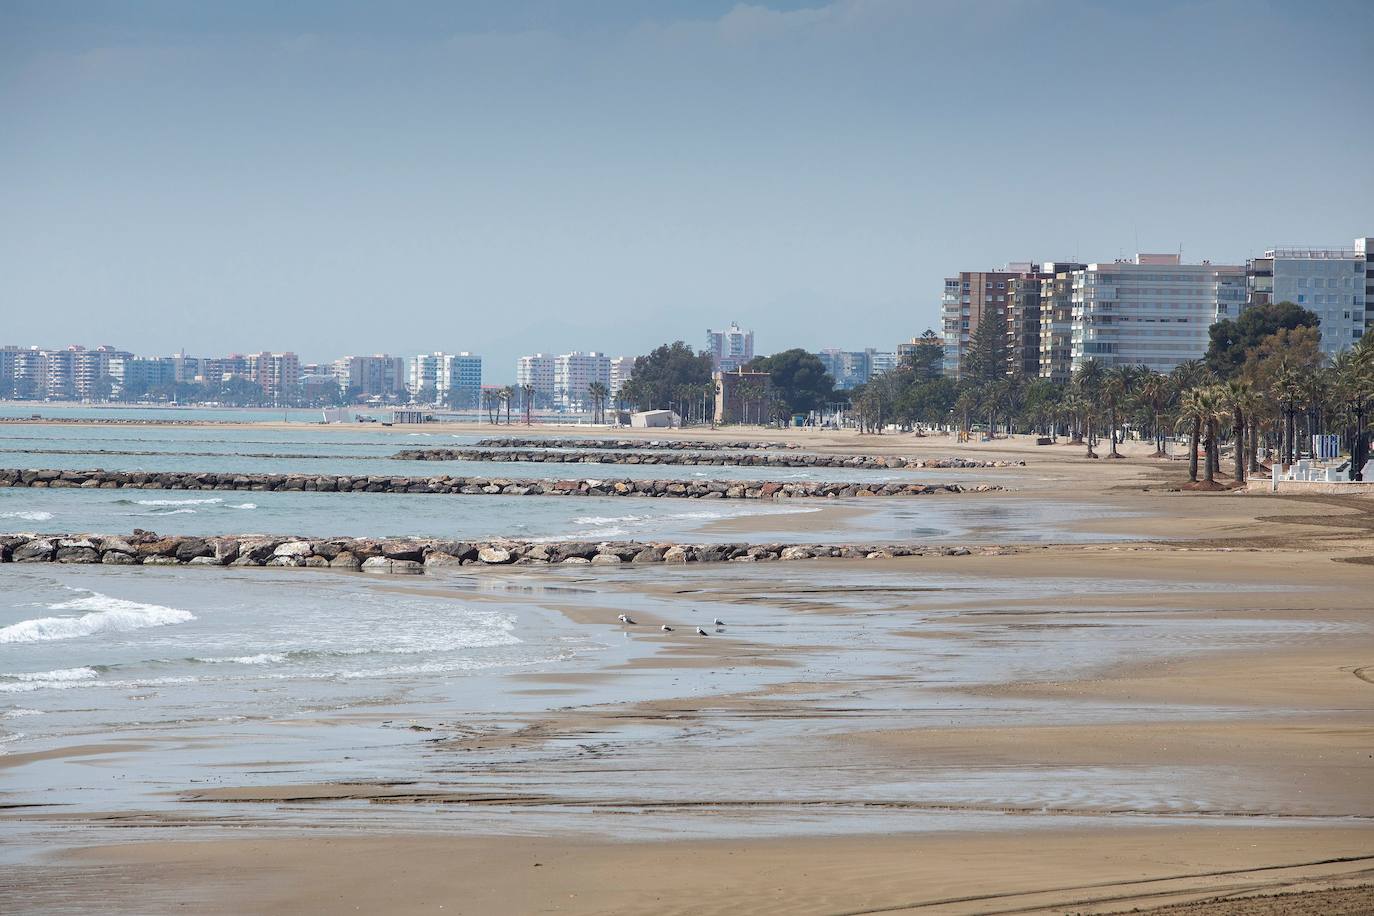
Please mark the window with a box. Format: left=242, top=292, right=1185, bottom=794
left=1298, top=278, right=1308, bottom=287
left=1298, top=295, right=1305, bottom=303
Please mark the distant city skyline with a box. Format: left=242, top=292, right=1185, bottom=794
left=4, top=1, right=1370, bottom=376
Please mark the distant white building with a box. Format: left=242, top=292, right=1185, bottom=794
left=515, top=353, right=556, bottom=409
left=816, top=348, right=898, bottom=389
left=706, top=322, right=754, bottom=373
left=1071, top=254, right=1246, bottom=373
left=409, top=352, right=482, bottom=406
left=554, top=351, right=611, bottom=412
left=331, top=354, right=406, bottom=398
left=609, top=355, right=634, bottom=402
left=1247, top=237, right=1370, bottom=355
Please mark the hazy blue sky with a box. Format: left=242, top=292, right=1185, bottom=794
left=4, top=0, right=1372, bottom=381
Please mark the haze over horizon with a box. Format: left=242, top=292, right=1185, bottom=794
left=4, top=0, right=1372, bottom=382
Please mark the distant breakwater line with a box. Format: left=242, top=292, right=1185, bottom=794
left=476, top=437, right=800, bottom=451
left=0, top=417, right=243, bottom=426
left=397, top=447, right=1022, bottom=470
left=0, top=531, right=992, bottom=571
left=0, top=469, right=1003, bottom=499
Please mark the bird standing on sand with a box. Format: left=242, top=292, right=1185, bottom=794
left=618, top=614, right=636, bottom=625
left=696, top=627, right=709, bottom=636
left=661, top=624, right=673, bottom=632
left=713, top=617, right=725, bottom=627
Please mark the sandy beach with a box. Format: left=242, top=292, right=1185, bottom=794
left=2, top=423, right=1372, bottom=914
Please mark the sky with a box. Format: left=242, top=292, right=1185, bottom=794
left=3, top=0, right=1372, bottom=382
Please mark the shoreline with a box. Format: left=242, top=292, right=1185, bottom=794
left=2, top=423, right=1373, bottom=914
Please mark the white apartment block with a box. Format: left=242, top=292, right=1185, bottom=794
left=1247, top=237, right=1370, bottom=356
left=707, top=323, right=754, bottom=373
left=331, top=354, right=406, bottom=398
left=516, top=354, right=556, bottom=408
left=609, top=356, right=634, bottom=401
left=554, top=351, right=611, bottom=412
left=410, top=352, right=482, bottom=405
left=1071, top=254, right=1246, bottom=373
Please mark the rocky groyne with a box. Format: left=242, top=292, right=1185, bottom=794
left=0, top=531, right=990, bottom=571
left=476, top=437, right=800, bottom=451
left=0, top=468, right=1002, bottom=499
left=396, top=447, right=1022, bottom=470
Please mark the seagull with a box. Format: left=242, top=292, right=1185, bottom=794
left=661, top=624, right=673, bottom=632
left=618, top=614, right=636, bottom=625
left=696, top=627, right=709, bottom=637
left=713, top=618, right=725, bottom=627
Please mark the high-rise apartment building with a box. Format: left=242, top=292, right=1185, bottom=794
left=249, top=352, right=300, bottom=402
left=816, top=348, right=898, bottom=389
left=706, top=323, right=754, bottom=373
left=331, top=354, right=406, bottom=399
left=609, top=356, right=635, bottom=402
left=940, top=268, right=1021, bottom=378
left=410, top=352, right=482, bottom=406
left=1005, top=263, right=1050, bottom=378
left=554, top=351, right=611, bottom=412
left=1246, top=237, right=1370, bottom=355
left=1071, top=254, right=1245, bottom=373
left=516, top=354, right=556, bottom=409
left=1037, top=265, right=1083, bottom=384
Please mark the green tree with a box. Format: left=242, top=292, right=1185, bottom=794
left=1206, top=301, right=1320, bottom=379
left=905, top=329, right=944, bottom=380
left=620, top=341, right=713, bottom=411
left=962, top=309, right=1009, bottom=385
left=749, top=349, right=835, bottom=416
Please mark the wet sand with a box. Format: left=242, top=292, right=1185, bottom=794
left=2, top=432, right=1373, bottom=913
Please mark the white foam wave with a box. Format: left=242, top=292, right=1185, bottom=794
left=193, top=653, right=287, bottom=665
left=135, top=497, right=223, bottom=507
left=0, top=510, right=54, bottom=522
left=11, top=666, right=99, bottom=683
left=229, top=503, right=257, bottom=510
left=149, top=508, right=196, bottom=516
left=0, top=593, right=195, bottom=644
left=2, top=708, right=44, bottom=718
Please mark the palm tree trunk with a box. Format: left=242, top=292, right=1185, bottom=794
left=1203, top=420, right=1216, bottom=485
left=1084, top=416, right=1097, bottom=458
left=1108, top=407, right=1121, bottom=458
left=1188, top=418, right=1199, bottom=482
left=1232, top=411, right=1245, bottom=483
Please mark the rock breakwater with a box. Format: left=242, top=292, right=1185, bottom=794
left=0, top=468, right=1003, bottom=499
left=476, top=437, right=800, bottom=451
left=0, top=531, right=992, bottom=571
left=396, top=447, right=1022, bottom=470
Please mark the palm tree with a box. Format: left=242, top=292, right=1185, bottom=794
left=586, top=381, right=609, bottom=424
left=521, top=383, right=535, bottom=425
left=1221, top=380, right=1257, bottom=484
left=1273, top=361, right=1304, bottom=465
left=1176, top=388, right=1205, bottom=483
left=1137, top=372, right=1173, bottom=457
left=1073, top=359, right=1105, bottom=458
left=1198, top=386, right=1229, bottom=487
left=499, top=385, right=514, bottom=425
left=1101, top=365, right=1139, bottom=459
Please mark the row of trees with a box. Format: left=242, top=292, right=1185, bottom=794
left=836, top=301, right=1370, bottom=485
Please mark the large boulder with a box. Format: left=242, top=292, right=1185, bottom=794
left=13, top=539, right=56, bottom=562
left=477, top=546, right=514, bottom=565
left=273, top=540, right=314, bottom=559
left=380, top=540, right=426, bottom=562
left=362, top=556, right=423, bottom=575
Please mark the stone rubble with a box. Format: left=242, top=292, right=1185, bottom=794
left=396, top=447, right=1022, bottom=470
left=0, top=468, right=1003, bottom=499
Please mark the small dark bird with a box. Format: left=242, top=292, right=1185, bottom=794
left=696, top=627, right=709, bottom=636
left=661, top=624, right=673, bottom=632
left=713, top=617, right=725, bottom=626
left=618, top=614, right=636, bottom=625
